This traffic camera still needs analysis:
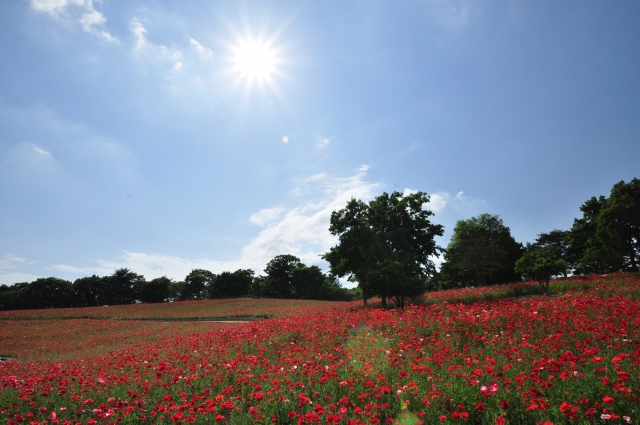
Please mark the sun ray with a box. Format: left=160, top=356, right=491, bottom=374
left=231, top=37, right=277, bottom=83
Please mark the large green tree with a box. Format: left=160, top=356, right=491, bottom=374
left=23, top=277, right=74, bottom=309
left=322, top=191, right=444, bottom=308
left=262, top=255, right=304, bottom=298
left=291, top=265, right=327, bottom=300
left=212, top=269, right=254, bottom=298
left=597, top=178, right=640, bottom=272
left=184, top=269, right=215, bottom=300
left=103, top=268, right=145, bottom=305
left=440, top=214, right=522, bottom=287
left=515, top=246, right=568, bottom=295
left=568, top=178, right=640, bottom=273
left=139, top=276, right=173, bottom=303
left=73, top=275, right=108, bottom=307
left=0, top=283, right=29, bottom=310
left=529, top=229, right=572, bottom=277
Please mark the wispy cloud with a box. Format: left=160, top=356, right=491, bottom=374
left=22, top=142, right=53, bottom=159
left=52, top=166, right=383, bottom=280
left=454, top=191, right=466, bottom=201
left=0, top=103, right=141, bottom=195
left=190, top=37, right=214, bottom=60
left=129, top=18, right=183, bottom=72
left=250, top=206, right=285, bottom=227
left=316, top=137, right=331, bottom=148
left=0, top=254, right=39, bottom=286
left=401, top=189, right=484, bottom=214
left=0, top=253, right=31, bottom=270
left=29, top=0, right=118, bottom=42
left=129, top=18, right=147, bottom=51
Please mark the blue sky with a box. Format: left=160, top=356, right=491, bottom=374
left=1, top=0, right=639, bottom=287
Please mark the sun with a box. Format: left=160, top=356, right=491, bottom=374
left=232, top=37, right=277, bottom=82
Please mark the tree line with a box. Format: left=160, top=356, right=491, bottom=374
left=1, top=177, right=638, bottom=310
left=322, top=178, right=639, bottom=305
left=431, top=178, right=639, bottom=292
left=0, top=254, right=355, bottom=310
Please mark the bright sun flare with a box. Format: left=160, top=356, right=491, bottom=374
left=232, top=38, right=276, bottom=82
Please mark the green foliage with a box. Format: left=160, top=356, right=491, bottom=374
left=212, top=269, right=254, bottom=298
left=167, top=280, right=187, bottom=301
left=104, top=268, right=145, bottom=305
left=569, top=178, right=640, bottom=273
left=530, top=229, right=572, bottom=276
left=0, top=282, right=30, bottom=310
left=290, top=265, right=326, bottom=299
left=184, top=269, right=215, bottom=300
left=139, top=276, right=172, bottom=303
left=73, top=275, right=108, bottom=306
left=262, top=254, right=304, bottom=298
left=323, top=191, right=444, bottom=308
left=439, top=213, right=522, bottom=288
left=259, top=255, right=351, bottom=300
left=515, top=246, right=568, bottom=294
left=23, top=277, right=74, bottom=309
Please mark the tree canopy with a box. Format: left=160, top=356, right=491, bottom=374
left=569, top=178, right=640, bottom=273
left=323, top=191, right=444, bottom=308
left=515, top=246, right=568, bottom=294
left=529, top=229, right=572, bottom=277
left=438, top=214, right=522, bottom=288
left=184, top=269, right=215, bottom=300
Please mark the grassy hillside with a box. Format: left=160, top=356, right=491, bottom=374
left=0, top=297, right=347, bottom=320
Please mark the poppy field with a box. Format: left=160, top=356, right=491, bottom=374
left=1, top=274, right=640, bottom=424
left=0, top=298, right=342, bottom=321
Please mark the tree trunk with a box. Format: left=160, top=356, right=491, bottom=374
left=381, top=295, right=387, bottom=309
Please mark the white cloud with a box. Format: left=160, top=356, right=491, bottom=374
left=129, top=18, right=147, bottom=51
left=78, top=8, right=104, bottom=29
left=190, top=38, right=213, bottom=60
left=1, top=142, right=56, bottom=176
left=53, top=253, right=213, bottom=281
left=428, top=191, right=486, bottom=216
left=250, top=206, right=285, bottom=227
left=0, top=272, right=41, bottom=286
left=0, top=253, right=30, bottom=270
left=222, top=166, right=381, bottom=268
left=129, top=18, right=183, bottom=68
left=316, top=137, right=331, bottom=148
left=429, top=193, right=447, bottom=213
left=400, top=188, right=446, bottom=213
left=24, top=142, right=52, bottom=158
left=30, top=0, right=118, bottom=42
left=419, top=190, right=484, bottom=214
left=0, top=254, right=39, bottom=286
left=52, top=166, right=383, bottom=280
left=29, top=0, right=80, bottom=14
